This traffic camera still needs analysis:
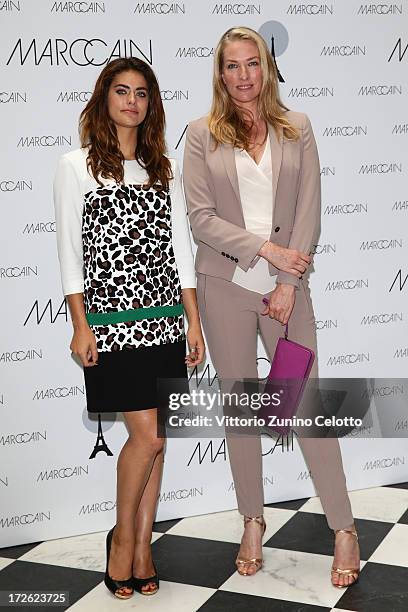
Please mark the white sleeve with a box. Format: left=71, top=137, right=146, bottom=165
left=53, top=155, right=84, bottom=295
left=170, top=159, right=196, bottom=289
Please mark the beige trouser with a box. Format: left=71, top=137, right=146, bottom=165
left=197, top=273, right=354, bottom=531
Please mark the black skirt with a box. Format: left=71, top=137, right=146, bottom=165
left=84, top=339, right=188, bottom=413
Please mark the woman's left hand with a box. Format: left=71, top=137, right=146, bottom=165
left=262, top=283, right=296, bottom=325
left=186, top=323, right=205, bottom=367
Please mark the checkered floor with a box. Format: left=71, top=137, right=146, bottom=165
left=1, top=483, right=408, bottom=611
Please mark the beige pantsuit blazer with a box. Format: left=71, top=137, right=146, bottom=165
left=182, top=111, right=321, bottom=289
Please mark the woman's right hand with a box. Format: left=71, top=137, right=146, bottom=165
left=70, top=326, right=99, bottom=367
left=258, top=241, right=312, bottom=278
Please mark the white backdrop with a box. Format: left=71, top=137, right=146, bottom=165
left=1, top=0, right=407, bottom=547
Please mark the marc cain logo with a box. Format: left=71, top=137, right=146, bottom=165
left=0, top=265, right=38, bottom=278
left=312, top=243, right=336, bottom=254
left=6, top=38, right=153, bottom=66
left=175, top=46, right=214, bottom=58
left=324, top=203, right=368, bottom=214
left=392, top=123, right=408, bottom=134
left=360, top=312, right=403, bottom=325
left=321, top=44, right=366, bottom=56
left=288, top=86, right=334, bottom=98
left=160, top=89, right=189, bottom=101
left=358, top=162, right=402, bottom=174
left=51, top=1, right=106, bottom=12
left=358, top=3, right=403, bottom=15
left=321, top=166, right=336, bottom=177
left=389, top=269, right=408, bottom=291
left=323, top=125, right=367, bottom=136
left=211, top=2, right=261, bottom=15
left=37, top=465, right=89, bottom=481
left=187, top=439, right=226, bottom=466
left=33, top=386, right=84, bottom=400
left=326, top=352, right=370, bottom=366
left=0, top=0, right=20, bottom=11
left=363, top=456, right=405, bottom=470
left=0, top=511, right=51, bottom=529
left=24, top=298, right=67, bottom=326
left=315, top=319, right=338, bottom=330
left=0, top=430, right=47, bottom=445
left=17, top=135, right=71, bottom=147
left=0, top=179, right=32, bottom=191
left=159, top=487, right=203, bottom=502
left=0, top=349, right=43, bottom=363
left=134, top=2, right=185, bottom=14
left=360, top=238, right=403, bottom=250
left=325, top=279, right=369, bottom=291
left=358, top=84, right=402, bottom=96
left=261, top=430, right=295, bottom=455
left=388, top=38, right=408, bottom=61
left=23, top=221, right=56, bottom=234
left=286, top=3, right=334, bottom=15
left=0, top=91, right=27, bottom=103
left=392, top=200, right=408, bottom=211
left=79, top=500, right=116, bottom=514
left=57, top=91, right=92, bottom=103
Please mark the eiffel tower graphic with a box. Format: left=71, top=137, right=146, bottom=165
left=89, top=414, right=113, bottom=459
left=270, top=35, right=285, bottom=83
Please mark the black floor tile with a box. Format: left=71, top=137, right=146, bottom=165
left=199, top=590, right=330, bottom=611
left=264, top=513, right=393, bottom=560
left=265, top=498, right=311, bottom=511
left=383, top=481, right=408, bottom=490
left=152, top=517, right=182, bottom=533
left=335, top=561, right=408, bottom=612
left=398, top=508, right=408, bottom=524
left=152, top=534, right=238, bottom=589
left=0, top=561, right=103, bottom=611
left=0, top=542, right=43, bottom=559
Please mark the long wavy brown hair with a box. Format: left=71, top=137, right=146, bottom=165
left=80, top=57, right=172, bottom=189
left=209, top=27, right=298, bottom=149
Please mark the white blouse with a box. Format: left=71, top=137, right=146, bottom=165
left=232, top=137, right=277, bottom=295
left=53, top=148, right=196, bottom=296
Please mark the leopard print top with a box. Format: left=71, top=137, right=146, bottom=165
left=82, top=182, right=184, bottom=352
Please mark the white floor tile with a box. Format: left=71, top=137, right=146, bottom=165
left=221, top=547, right=366, bottom=608
left=0, top=557, right=15, bottom=570
left=300, top=487, right=408, bottom=523
left=19, top=530, right=163, bottom=571
left=369, top=523, right=408, bottom=567
left=67, top=579, right=215, bottom=611
left=167, top=506, right=296, bottom=543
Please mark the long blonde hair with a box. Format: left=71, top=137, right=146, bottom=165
left=209, top=26, right=298, bottom=148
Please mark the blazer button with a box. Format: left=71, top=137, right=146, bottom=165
left=226, top=254, right=230, bottom=259
left=234, top=257, right=238, bottom=263
left=221, top=251, right=226, bottom=256
left=275, top=226, right=280, bottom=232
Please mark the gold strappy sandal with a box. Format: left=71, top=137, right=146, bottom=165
left=331, top=527, right=360, bottom=588
left=235, top=515, right=266, bottom=576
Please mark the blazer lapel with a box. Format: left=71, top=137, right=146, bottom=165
left=220, top=143, right=242, bottom=208
left=219, top=125, right=283, bottom=226
left=269, top=123, right=283, bottom=203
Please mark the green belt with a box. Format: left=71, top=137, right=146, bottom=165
left=86, top=304, right=184, bottom=326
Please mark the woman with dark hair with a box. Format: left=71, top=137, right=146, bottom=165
left=54, top=57, right=204, bottom=599
left=183, top=27, right=360, bottom=588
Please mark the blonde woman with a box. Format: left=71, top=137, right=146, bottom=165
left=183, top=27, right=360, bottom=588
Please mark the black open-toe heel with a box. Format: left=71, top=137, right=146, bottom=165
left=104, top=526, right=134, bottom=599
left=132, top=561, right=159, bottom=596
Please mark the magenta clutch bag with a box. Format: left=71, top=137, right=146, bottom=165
left=258, top=297, right=315, bottom=435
